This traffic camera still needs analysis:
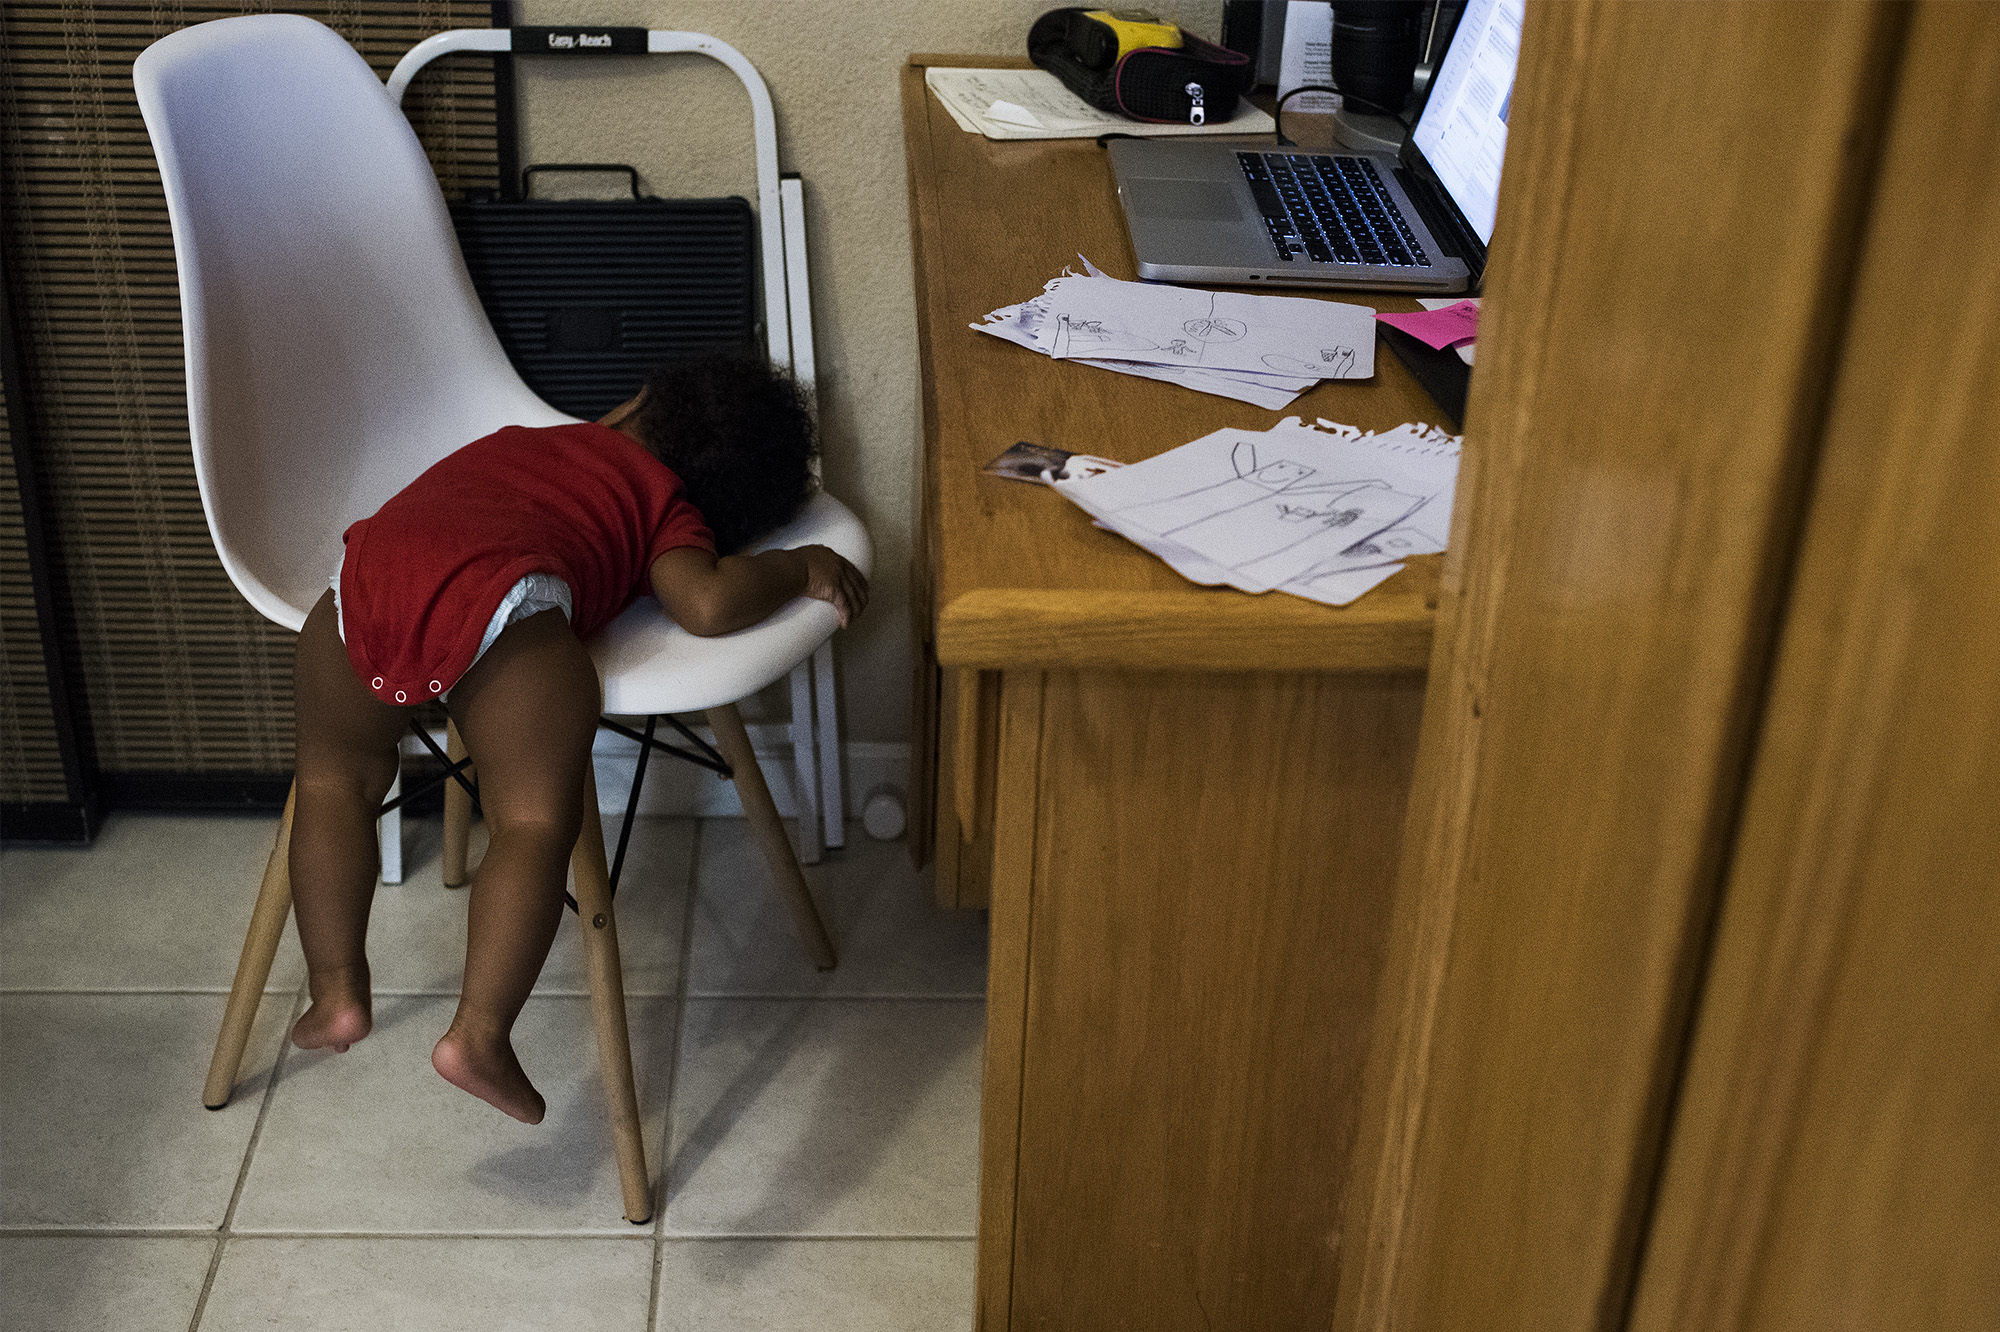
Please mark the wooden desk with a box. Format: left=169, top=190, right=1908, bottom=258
left=903, top=58, right=1441, bottom=1331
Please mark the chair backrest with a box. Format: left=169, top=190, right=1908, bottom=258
left=135, top=14, right=570, bottom=630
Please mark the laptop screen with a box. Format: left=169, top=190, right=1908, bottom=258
left=1410, top=0, right=1525, bottom=246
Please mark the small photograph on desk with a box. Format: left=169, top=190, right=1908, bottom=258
left=983, top=441, right=1123, bottom=484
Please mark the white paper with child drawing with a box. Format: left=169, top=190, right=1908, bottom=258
left=1054, top=417, right=1460, bottom=603
left=1272, top=420, right=1458, bottom=560
left=1265, top=422, right=1459, bottom=603
left=974, top=292, right=1317, bottom=410
left=1033, top=274, right=1376, bottom=380
left=1280, top=561, right=1407, bottom=606
left=1058, top=426, right=1423, bottom=593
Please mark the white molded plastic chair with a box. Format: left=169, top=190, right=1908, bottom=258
left=134, top=12, right=869, bottom=1224
left=375, top=25, right=854, bottom=883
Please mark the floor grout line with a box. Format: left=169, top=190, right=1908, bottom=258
left=0, top=1226, right=976, bottom=1242
left=7, top=816, right=988, bottom=1325
left=0, top=1227, right=642, bottom=1241
left=0, top=988, right=300, bottom=997
left=0, top=987, right=987, bottom=1001
left=0, top=1229, right=975, bottom=1241
left=185, top=983, right=307, bottom=1332
left=0, top=1228, right=229, bottom=1239
left=653, top=1232, right=981, bottom=1242
left=681, top=992, right=988, bottom=1003
left=359, top=989, right=687, bottom=999
left=647, top=821, right=706, bottom=1331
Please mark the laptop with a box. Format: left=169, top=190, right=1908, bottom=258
left=1108, top=0, right=1523, bottom=293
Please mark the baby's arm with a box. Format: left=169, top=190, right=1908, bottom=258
left=649, top=545, right=867, bottom=638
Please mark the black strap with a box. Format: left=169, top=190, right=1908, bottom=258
left=520, top=163, right=643, bottom=200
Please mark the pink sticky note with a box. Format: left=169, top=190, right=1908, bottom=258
left=1376, top=300, right=1480, bottom=350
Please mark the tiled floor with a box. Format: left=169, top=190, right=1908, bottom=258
left=0, top=811, right=987, bottom=1330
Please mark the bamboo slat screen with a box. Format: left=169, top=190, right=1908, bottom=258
left=0, top=1, right=497, bottom=791
left=1, top=370, right=70, bottom=804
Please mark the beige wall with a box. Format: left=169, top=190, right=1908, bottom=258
left=516, top=0, right=1224, bottom=742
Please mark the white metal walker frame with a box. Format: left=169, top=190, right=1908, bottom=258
left=376, top=29, right=845, bottom=879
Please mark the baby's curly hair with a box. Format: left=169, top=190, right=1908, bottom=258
left=629, top=353, right=818, bottom=556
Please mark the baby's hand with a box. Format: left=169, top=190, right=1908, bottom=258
left=799, top=546, right=868, bottom=628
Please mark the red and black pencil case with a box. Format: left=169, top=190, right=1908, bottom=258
left=1028, top=8, right=1254, bottom=126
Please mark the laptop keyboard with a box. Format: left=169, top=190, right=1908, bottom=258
left=1237, top=152, right=1431, bottom=267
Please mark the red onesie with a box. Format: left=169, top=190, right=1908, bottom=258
left=339, top=422, right=714, bottom=705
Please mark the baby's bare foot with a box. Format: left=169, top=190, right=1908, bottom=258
left=432, top=1025, right=545, bottom=1124
left=294, top=965, right=372, bottom=1052
left=292, top=997, right=371, bottom=1053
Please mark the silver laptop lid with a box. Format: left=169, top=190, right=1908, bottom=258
left=1405, top=0, right=1524, bottom=251
left=1108, top=0, right=1522, bottom=291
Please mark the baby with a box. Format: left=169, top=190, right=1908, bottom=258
left=285, top=354, right=866, bottom=1124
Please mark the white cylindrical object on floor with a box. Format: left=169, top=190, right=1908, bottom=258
left=861, top=784, right=906, bottom=841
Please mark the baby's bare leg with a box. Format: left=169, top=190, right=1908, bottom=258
left=290, top=591, right=411, bottom=1052
left=433, top=609, right=599, bottom=1124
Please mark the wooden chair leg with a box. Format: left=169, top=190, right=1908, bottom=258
left=571, top=764, right=653, bottom=1225
left=707, top=702, right=838, bottom=970
left=442, top=720, right=473, bottom=888
left=203, top=784, right=296, bottom=1109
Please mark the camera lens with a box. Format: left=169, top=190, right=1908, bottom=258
left=1331, top=1, right=1423, bottom=116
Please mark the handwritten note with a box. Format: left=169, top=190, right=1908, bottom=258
left=1278, top=1, right=1338, bottom=115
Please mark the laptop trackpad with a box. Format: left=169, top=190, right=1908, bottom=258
left=1127, top=177, right=1246, bottom=223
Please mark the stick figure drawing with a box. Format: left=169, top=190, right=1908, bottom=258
left=1181, top=316, right=1246, bottom=342
left=1261, top=345, right=1357, bottom=378
left=1108, top=440, right=1422, bottom=576
left=1048, top=313, right=1159, bottom=359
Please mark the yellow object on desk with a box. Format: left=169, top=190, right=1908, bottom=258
left=1082, top=9, right=1184, bottom=59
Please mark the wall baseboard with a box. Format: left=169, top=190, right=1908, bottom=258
left=1, top=797, right=105, bottom=845
left=589, top=724, right=908, bottom=820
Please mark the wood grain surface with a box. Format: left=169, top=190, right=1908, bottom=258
left=938, top=587, right=1438, bottom=673
left=901, top=57, right=1442, bottom=1330
left=1629, top=6, right=2000, bottom=1327
left=931, top=665, right=1000, bottom=908
left=976, top=668, right=1046, bottom=1332
left=1007, top=669, right=1424, bottom=1331
left=1330, top=4, right=1909, bottom=1330
left=901, top=57, right=1444, bottom=673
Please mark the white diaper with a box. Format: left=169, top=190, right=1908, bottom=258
left=331, top=563, right=572, bottom=703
